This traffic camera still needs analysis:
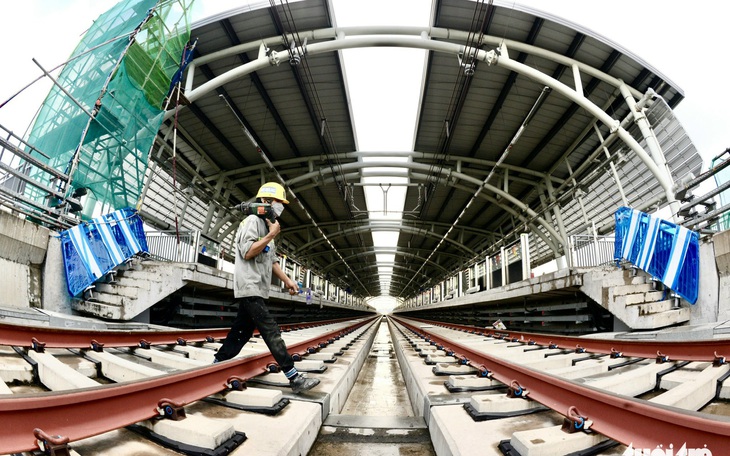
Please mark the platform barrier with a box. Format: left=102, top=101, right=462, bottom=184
left=60, top=207, right=148, bottom=296
left=614, top=207, right=699, bottom=304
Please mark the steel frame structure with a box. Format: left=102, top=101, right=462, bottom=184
left=150, top=19, right=687, bottom=301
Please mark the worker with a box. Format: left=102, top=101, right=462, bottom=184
left=214, top=182, right=319, bottom=394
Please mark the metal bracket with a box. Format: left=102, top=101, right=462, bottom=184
left=289, top=38, right=307, bottom=66
left=34, top=428, right=70, bottom=456
left=561, top=406, right=592, bottom=433
left=609, top=119, right=621, bottom=134
left=31, top=337, right=46, bottom=353
left=476, top=365, right=492, bottom=378
left=458, top=46, right=476, bottom=76
left=656, top=351, right=670, bottom=364
left=226, top=376, right=247, bottom=391
left=713, top=352, right=727, bottom=367
left=507, top=380, right=529, bottom=398
left=90, top=340, right=104, bottom=352
left=157, top=398, right=186, bottom=421
left=268, top=49, right=281, bottom=66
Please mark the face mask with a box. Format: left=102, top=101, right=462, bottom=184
left=271, top=201, right=284, bottom=217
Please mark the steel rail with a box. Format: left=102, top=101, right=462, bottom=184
left=392, top=316, right=730, bottom=450
left=0, top=317, right=377, bottom=453
left=0, top=317, right=354, bottom=349
left=405, top=317, right=730, bottom=363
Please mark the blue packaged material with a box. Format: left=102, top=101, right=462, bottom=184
left=614, top=207, right=699, bottom=304
left=60, top=208, right=149, bottom=297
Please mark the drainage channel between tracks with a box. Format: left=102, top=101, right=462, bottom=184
left=310, top=318, right=435, bottom=455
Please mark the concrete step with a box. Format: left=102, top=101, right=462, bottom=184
left=85, top=292, right=131, bottom=307
left=632, top=299, right=681, bottom=316
left=93, top=283, right=140, bottom=299
left=117, top=269, right=170, bottom=282
left=613, top=290, right=665, bottom=307
left=627, top=307, right=690, bottom=330
left=612, top=283, right=654, bottom=296
left=112, top=276, right=151, bottom=290
left=72, top=299, right=125, bottom=320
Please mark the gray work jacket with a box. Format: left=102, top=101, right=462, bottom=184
left=233, top=215, right=277, bottom=298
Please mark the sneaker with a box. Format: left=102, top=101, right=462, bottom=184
left=290, top=374, right=320, bottom=393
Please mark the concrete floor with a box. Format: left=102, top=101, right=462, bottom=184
left=309, top=321, right=436, bottom=455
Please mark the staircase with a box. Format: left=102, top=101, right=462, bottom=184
left=72, top=259, right=232, bottom=320
left=580, top=265, right=690, bottom=330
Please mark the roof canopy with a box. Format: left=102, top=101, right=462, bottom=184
left=139, top=0, right=701, bottom=301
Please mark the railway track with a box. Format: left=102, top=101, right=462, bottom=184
left=390, top=316, right=730, bottom=455
left=0, top=317, right=376, bottom=455
left=3, top=316, right=730, bottom=455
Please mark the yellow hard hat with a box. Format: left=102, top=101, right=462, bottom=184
left=256, top=182, right=289, bottom=204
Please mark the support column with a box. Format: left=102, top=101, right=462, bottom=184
left=619, top=83, right=679, bottom=220
left=520, top=233, right=531, bottom=280
left=544, top=178, right=572, bottom=267
left=500, top=246, right=508, bottom=286
left=593, top=124, right=628, bottom=206
left=485, top=256, right=492, bottom=291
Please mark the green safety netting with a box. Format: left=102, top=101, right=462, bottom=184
left=25, top=0, right=192, bottom=219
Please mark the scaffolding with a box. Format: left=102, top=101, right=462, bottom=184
left=22, top=0, right=192, bottom=220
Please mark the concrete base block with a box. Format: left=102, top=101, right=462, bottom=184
left=585, top=362, right=666, bottom=397
left=28, top=351, right=98, bottom=391
left=426, top=355, right=456, bottom=364
left=140, top=415, right=236, bottom=450
left=447, top=375, right=501, bottom=389
left=511, top=425, right=607, bottom=456
left=229, top=399, right=322, bottom=455
left=221, top=387, right=283, bottom=408
left=86, top=350, right=164, bottom=382
left=253, top=371, right=291, bottom=387
left=652, top=363, right=730, bottom=410
left=428, top=403, right=562, bottom=456
left=176, top=345, right=216, bottom=362
left=470, top=394, right=542, bottom=414
left=0, top=350, right=34, bottom=383
left=146, top=348, right=206, bottom=369
left=432, top=364, right=478, bottom=375
left=306, top=352, right=336, bottom=361
left=419, top=349, right=445, bottom=358
left=295, top=360, right=325, bottom=372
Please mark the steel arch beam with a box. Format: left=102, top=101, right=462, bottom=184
left=294, top=222, right=477, bottom=257
left=177, top=25, right=676, bottom=219
left=284, top=217, right=501, bottom=242
left=314, top=249, right=449, bottom=274
left=291, top=168, right=563, bottom=258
